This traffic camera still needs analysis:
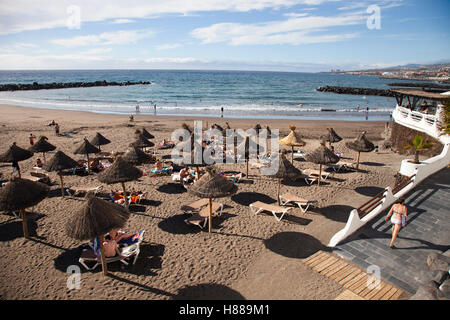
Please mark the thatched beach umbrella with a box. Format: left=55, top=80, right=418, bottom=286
left=123, top=146, right=155, bottom=165
left=0, top=177, right=49, bottom=238
left=320, top=128, right=342, bottom=148
left=97, top=156, right=142, bottom=209
left=130, top=133, right=155, bottom=151
left=141, top=128, right=155, bottom=140
left=66, top=192, right=130, bottom=275
left=90, top=132, right=111, bottom=151
left=345, top=131, right=375, bottom=171
left=28, top=136, right=56, bottom=162
left=305, top=141, right=340, bottom=186
left=264, top=151, right=302, bottom=205
left=43, top=151, right=79, bottom=197
left=279, top=125, right=306, bottom=163
left=0, top=142, right=34, bottom=178
left=188, top=166, right=238, bottom=233
left=73, top=138, right=101, bottom=174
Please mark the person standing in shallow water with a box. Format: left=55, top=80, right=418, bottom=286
left=385, top=197, right=407, bottom=248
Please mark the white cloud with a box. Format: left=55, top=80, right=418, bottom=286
left=156, top=43, right=182, bottom=50
left=79, top=48, right=113, bottom=54
left=0, top=0, right=336, bottom=35
left=191, top=13, right=364, bottom=46
left=110, top=19, right=135, bottom=24
left=51, top=29, right=155, bottom=47
left=0, top=42, right=39, bottom=53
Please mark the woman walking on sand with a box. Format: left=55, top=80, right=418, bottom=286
left=385, top=197, right=407, bottom=248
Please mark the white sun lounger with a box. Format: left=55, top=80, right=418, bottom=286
left=249, top=201, right=293, bottom=222
left=303, top=169, right=332, bottom=181
left=329, top=161, right=356, bottom=172
left=79, top=230, right=145, bottom=271
left=66, top=185, right=102, bottom=196
left=279, top=193, right=318, bottom=213
left=184, top=202, right=224, bottom=229
left=180, top=198, right=210, bottom=214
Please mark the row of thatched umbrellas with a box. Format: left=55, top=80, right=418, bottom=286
left=0, top=124, right=375, bottom=276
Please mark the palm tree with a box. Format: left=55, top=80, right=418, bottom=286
left=403, top=135, right=434, bottom=164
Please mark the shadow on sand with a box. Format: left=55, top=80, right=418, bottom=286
left=172, top=283, right=245, bottom=300
left=264, top=232, right=329, bottom=259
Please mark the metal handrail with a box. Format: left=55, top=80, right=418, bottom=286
left=356, top=174, right=416, bottom=219
left=357, top=190, right=387, bottom=219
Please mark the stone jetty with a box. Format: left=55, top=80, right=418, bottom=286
left=316, top=86, right=395, bottom=97
left=0, top=80, right=151, bottom=92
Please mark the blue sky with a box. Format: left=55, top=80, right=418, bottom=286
left=0, top=0, right=449, bottom=71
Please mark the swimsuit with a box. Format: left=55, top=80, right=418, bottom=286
left=391, top=205, right=405, bottom=226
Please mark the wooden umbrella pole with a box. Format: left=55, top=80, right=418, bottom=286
left=246, top=159, right=249, bottom=178
left=277, top=178, right=281, bottom=205
left=98, top=235, right=108, bottom=276
left=356, top=152, right=361, bottom=171
left=17, top=164, right=21, bottom=178
left=43, top=152, right=46, bottom=163
left=318, top=164, right=322, bottom=186
left=208, top=197, right=213, bottom=233
left=59, top=171, right=65, bottom=197
left=122, top=182, right=129, bottom=209
left=21, top=209, right=29, bottom=238
left=196, top=167, right=200, bottom=181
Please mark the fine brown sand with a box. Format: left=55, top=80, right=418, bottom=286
left=0, top=104, right=408, bottom=300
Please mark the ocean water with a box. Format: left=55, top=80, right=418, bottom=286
left=0, top=69, right=413, bottom=121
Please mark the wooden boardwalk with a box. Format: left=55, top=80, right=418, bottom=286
left=303, top=251, right=405, bottom=300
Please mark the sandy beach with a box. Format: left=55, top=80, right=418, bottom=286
left=0, top=104, right=409, bottom=300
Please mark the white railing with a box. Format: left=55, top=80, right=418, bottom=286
left=392, top=105, right=450, bottom=145
left=328, top=113, right=450, bottom=247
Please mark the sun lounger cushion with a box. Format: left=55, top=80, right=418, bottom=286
left=249, top=201, right=292, bottom=222
left=279, top=193, right=318, bottom=213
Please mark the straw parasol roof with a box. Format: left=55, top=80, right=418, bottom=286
left=188, top=166, right=238, bottom=199
left=90, top=132, right=111, bottom=149
left=279, top=125, right=306, bottom=163
left=98, top=156, right=142, bottom=184
left=265, top=151, right=303, bottom=204
left=320, top=128, right=342, bottom=145
left=346, top=131, right=375, bottom=153
left=306, top=141, right=340, bottom=165
left=66, top=192, right=130, bottom=275
left=97, top=156, right=142, bottom=209
left=66, top=192, right=130, bottom=241
left=44, top=151, right=79, bottom=172
left=0, top=142, right=33, bottom=163
left=0, top=177, right=49, bottom=237
left=345, top=131, right=375, bottom=171
left=188, top=166, right=238, bottom=232
left=141, top=128, right=155, bottom=140
left=305, top=141, right=340, bottom=186
left=269, top=151, right=303, bottom=180
left=73, top=138, right=101, bottom=174
left=43, top=151, right=79, bottom=197
left=0, top=142, right=34, bottom=178
left=130, top=134, right=155, bottom=149
left=0, top=177, right=49, bottom=212
left=123, top=146, right=155, bottom=165
left=74, top=137, right=101, bottom=155
left=279, top=125, right=305, bottom=147
left=28, top=136, right=56, bottom=154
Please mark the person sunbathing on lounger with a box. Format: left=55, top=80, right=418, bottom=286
left=160, top=139, right=175, bottom=148
left=106, top=228, right=140, bottom=245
